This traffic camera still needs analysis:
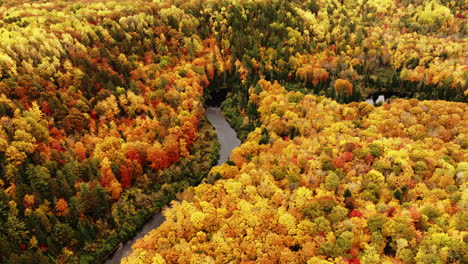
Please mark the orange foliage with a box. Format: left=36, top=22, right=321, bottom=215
left=147, top=143, right=170, bottom=170
left=334, top=79, right=353, bottom=95
left=23, top=194, right=35, bottom=209
left=74, top=142, right=87, bottom=160
left=125, top=79, right=467, bottom=264
left=100, top=165, right=122, bottom=200
left=119, top=163, right=134, bottom=188
left=55, top=198, right=69, bottom=217
left=163, top=135, right=180, bottom=164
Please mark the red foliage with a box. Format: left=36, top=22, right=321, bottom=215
left=291, top=155, right=298, bottom=165
left=364, top=155, right=374, bottom=165
left=144, top=52, right=153, bottom=65
left=333, top=157, right=344, bottom=168
left=348, top=209, right=363, bottom=218
left=342, top=152, right=354, bottom=162
left=346, top=258, right=360, bottom=264
left=22, top=102, right=31, bottom=111
left=150, top=99, right=160, bottom=108
left=119, top=164, right=133, bottom=188
left=126, top=149, right=143, bottom=166
left=14, top=86, right=29, bottom=101
left=387, top=207, right=396, bottom=217
left=49, top=127, right=65, bottom=139
left=147, top=145, right=170, bottom=170
left=51, top=140, right=65, bottom=152
left=100, top=167, right=119, bottom=191
left=90, top=109, right=98, bottom=120
left=40, top=101, right=52, bottom=115
left=316, top=231, right=326, bottom=237
left=350, top=246, right=360, bottom=258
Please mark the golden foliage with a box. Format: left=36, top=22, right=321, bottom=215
left=125, top=80, right=467, bottom=263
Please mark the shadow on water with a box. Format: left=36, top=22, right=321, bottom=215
left=204, top=85, right=241, bottom=165
left=205, top=88, right=229, bottom=107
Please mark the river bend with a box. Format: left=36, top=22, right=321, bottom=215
left=104, top=107, right=240, bottom=263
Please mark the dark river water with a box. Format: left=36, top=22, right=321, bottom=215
left=103, top=107, right=240, bottom=263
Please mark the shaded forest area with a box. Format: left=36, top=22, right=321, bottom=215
left=0, top=0, right=466, bottom=263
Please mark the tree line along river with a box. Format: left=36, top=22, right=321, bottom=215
left=103, top=107, right=241, bottom=264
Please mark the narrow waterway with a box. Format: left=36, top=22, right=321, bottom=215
left=103, top=213, right=165, bottom=263
left=205, top=107, right=241, bottom=165
left=103, top=107, right=240, bottom=263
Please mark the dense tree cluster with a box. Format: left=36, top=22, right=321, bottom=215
left=210, top=0, right=467, bottom=138
left=0, top=0, right=466, bottom=263
left=0, top=0, right=223, bottom=262
left=124, top=80, right=467, bottom=263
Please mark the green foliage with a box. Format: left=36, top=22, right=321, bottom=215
left=393, top=189, right=403, bottom=201
left=420, top=206, right=441, bottom=220
left=303, top=201, right=324, bottom=219
left=368, top=143, right=384, bottom=158
left=405, top=57, right=420, bottom=69
left=52, top=223, right=76, bottom=247
left=324, top=172, right=339, bottom=191
left=343, top=188, right=352, bottom=198
left=5, top=252, right=50, bottom=264
left=367, top=214, right=386, bottom=233
left=259, top=128, right=270, bottom=145
left=313, top=216, right=332, bottom=233
left=335, top=231, right=353, bottom=254
left=321, top=158, right=335, bottom=171
left=0, top=0, right=466, bottom=262
left=413, top=161, right=429, bottom=173
left=328, top=205, right=348, bottom=223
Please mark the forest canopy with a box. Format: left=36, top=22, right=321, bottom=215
left=125, top=79, right=467, bottom=264
left=0, top=0, right=466, bottom=263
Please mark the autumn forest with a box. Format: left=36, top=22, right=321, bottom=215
left=0, top=0, right=466, bottom=263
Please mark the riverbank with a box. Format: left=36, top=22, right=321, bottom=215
left=102, top=108, right=240, bottom=263
left=96, top=116, right=219, bottom=263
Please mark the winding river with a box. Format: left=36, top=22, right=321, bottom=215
left=205, top=107, right=241, bottom=165
left=103, top=107, right=240, bottom=264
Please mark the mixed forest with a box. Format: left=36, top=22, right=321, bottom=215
left=0, top=0, right=466, bottom=263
